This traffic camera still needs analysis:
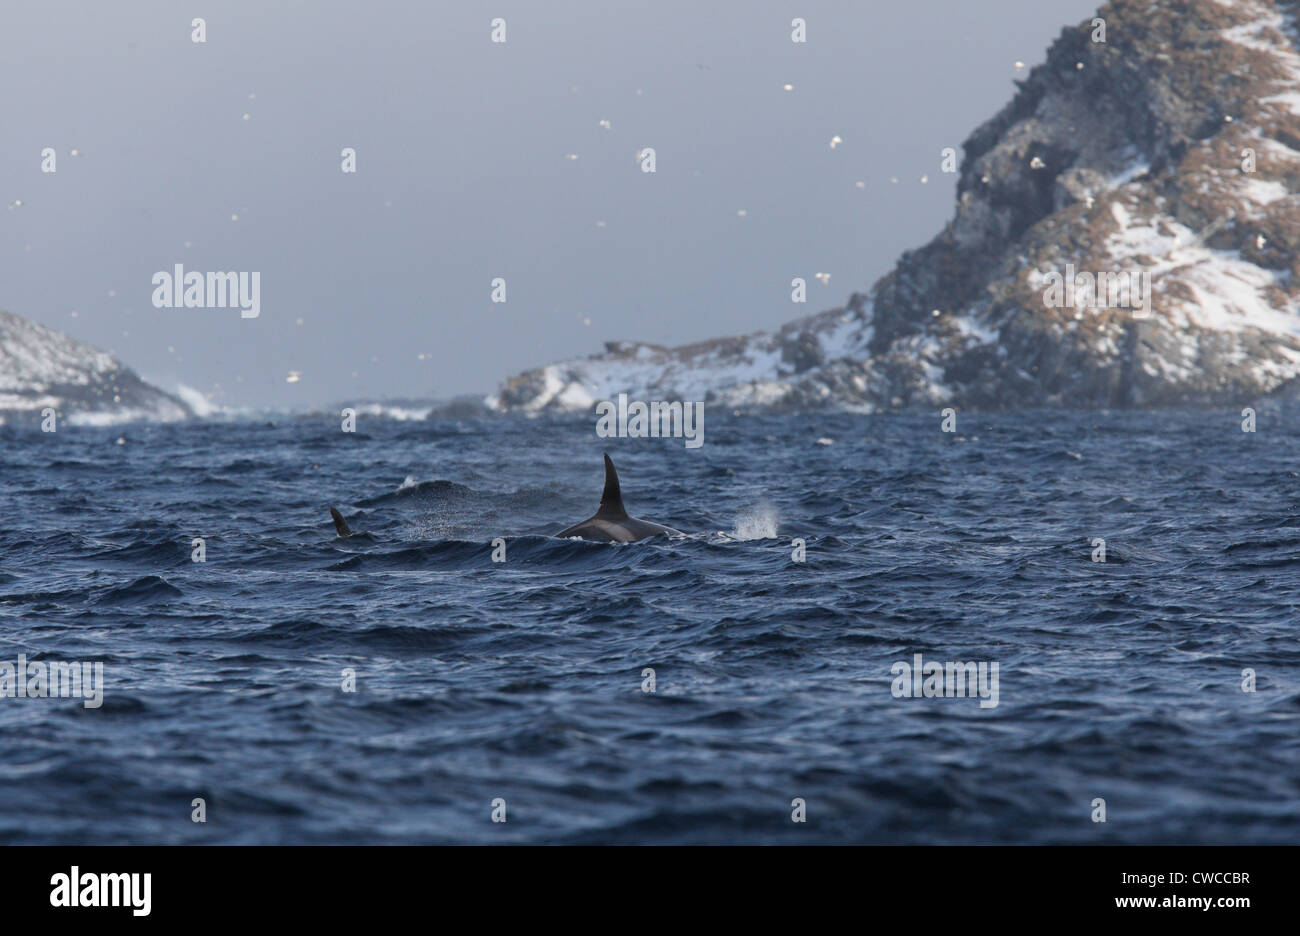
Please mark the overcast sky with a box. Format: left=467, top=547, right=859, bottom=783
left=1, top=0, right=1100, bottom=408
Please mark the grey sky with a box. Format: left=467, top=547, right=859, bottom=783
left=1, top=0, right=1100, bottom=408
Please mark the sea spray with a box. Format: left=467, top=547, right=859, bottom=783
left=733, top=502, right=779, bottom=540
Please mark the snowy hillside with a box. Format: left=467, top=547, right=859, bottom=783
left=490, top=0, right=1300, bottom=411
left=0, top=310, right=190, bottom=424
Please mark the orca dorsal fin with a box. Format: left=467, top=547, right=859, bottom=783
left=329, top=506, right=353, bottom=538
left=597, top=453, right=628, bottom=518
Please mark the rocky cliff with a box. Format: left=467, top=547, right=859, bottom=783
left=489, top=0, right=1300, bottom=412
left=0, top=310, right=189, bottom=424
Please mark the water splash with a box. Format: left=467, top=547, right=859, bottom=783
left=733, top=502, right=779, bottom=540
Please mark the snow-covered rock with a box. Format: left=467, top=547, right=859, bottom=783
left=0, top=310, right=190, bottom=424
left=491, top=0, right=1300, bottom=411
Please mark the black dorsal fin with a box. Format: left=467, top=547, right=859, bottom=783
left=597, top=453, right=628, bottom=518
left=329, top=506, right=353, bottom=537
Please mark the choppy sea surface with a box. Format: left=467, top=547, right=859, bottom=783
left=1, top=409, right=1297, bottom=844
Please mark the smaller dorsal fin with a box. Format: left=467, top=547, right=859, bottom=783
left=597, top=453, right=628, bottom=518
left=329, top=506, right=353, bottom=537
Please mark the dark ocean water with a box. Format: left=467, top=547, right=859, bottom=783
left=1, top=408, right=1298, bottom=844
